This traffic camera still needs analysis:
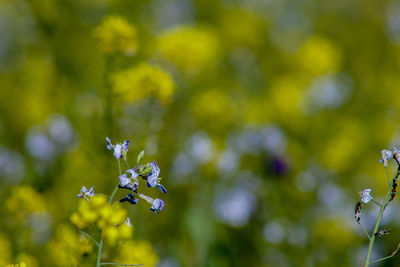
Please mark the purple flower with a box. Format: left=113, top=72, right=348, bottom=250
left=119, top=173, right=138, bottom=192
left=147, top=162, right=167, bottom=193
left=106, top=137, right=130, bottom=159
left=120, top=193, right=138, bottom=205
left=150, top=198, right=165, bottom=214
left=77, top=186, right=94, bottom=200
left=106, top=137, right=113, bottom=150
left=123, top=140, right=130, bottom=152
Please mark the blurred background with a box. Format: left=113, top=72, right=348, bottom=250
left=1, top=0, right=400, bottom=266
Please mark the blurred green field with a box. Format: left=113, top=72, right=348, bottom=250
left=1, top=0, right=400, bottom=266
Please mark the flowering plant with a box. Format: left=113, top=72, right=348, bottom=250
left=71, top=137, right=166, bottom=266
left=355, top=148, right=400, bottom=266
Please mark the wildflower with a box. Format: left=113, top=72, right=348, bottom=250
left=147, top=162, right=167, bottom=193
left=119, top=174, right=138, bottom=192
left=114, top=240, right=159, bottom=267
left=92, top=16, right=138, bottom=55
left=106, top=137, right=129, bottom=159
left=157, top=26, right=220, bottom=72
left=77, top=186, right=94, bottom=200
left=111, top=63, right=175, bottom=104
left=119, top=193, right=138, bottom=205
left=380, top=149, right=393, bottom=167
left=138, top=193, right=165, bottom=214
left=360, top=189, right=373, bottom=203
left=150, top=198, right=165, bottom=214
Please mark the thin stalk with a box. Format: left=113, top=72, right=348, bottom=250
left=358, top=222, right=371, bottom=240
left=96, top=158, right=122, bottom=267
left=370, top=199, right=382, bottom=208
left=79, top=230, right=99, bottom=247
left=385, top=167, right=391, bottom=185
left=369, top=254, right=394, bottom=264
left=364, top=171, right=398, bottom=266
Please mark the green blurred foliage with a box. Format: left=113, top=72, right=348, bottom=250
left=1, top=0, right=400, bottom=266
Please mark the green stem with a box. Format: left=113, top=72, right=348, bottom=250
left=369, top=254, right=394, bottom=265
left=96, top=158, right=122, bottom=267
left=364, top=171, right=398, bottom=266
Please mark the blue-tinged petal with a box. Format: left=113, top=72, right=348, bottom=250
left=114, top=144, right=123, bottom=159
left=149, top=162, right=160, bottom=177
left=106, top=137, right=113, bottom=150
left=119, top=174, right=131, bottom=187
left=123, top=140, right=130, bottom=152
left=150, top=198, right=165, bottom=213
left=157, top=184, right=167, bottom=193
left=127, top=169, right=139, bottom=179
left=147, top=177, right=157, bottom=188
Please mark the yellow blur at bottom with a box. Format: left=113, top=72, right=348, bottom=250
left=6, top=263, right=26, bottom=267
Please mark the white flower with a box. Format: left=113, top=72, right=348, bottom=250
left=77, top=186, right=94, bottom=200
left=380, top=150, right=393, bottom=167
left=360, top=189, right=372, bottom=203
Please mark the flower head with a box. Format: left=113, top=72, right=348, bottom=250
left=138, top=193, right=165, bottom=214
left=360, top=189, right=372, bottom=203
left=106, top=137, right=130, bottom=159
left=150, top=198, right=165, bottom=214
left=92, top=16, right=138, bottom=55
left=111, top=63, right=176, bottom=104
left=119, top=169, right=139, bottom=191
left=380, top=149, right=393, bottom=167
left=147, top=162, right=167, bottom=193
left=77, top=186, right=95, bottom=200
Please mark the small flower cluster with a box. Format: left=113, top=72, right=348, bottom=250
left=92, top=15, right=138, bottom=55
left=354, top=147, right=400, bottom=267
left=111, top=63, right=175, bottom=104
left=71, top=137, right=166, bottom=265
left=106, top=137, right=167, bottom=213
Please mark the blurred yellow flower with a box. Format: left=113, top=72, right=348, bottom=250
left=71, top=196, right=132, bottom=245
left=115, top=240, right=158, bottom=267
left=112, top=63, right=175, bottom=104
left=93, top=15, right=138, bottom=55
left=5, top=186, right=46, bottom=222
left=320, top=120, right=366, bottom=171
left=157, top=26, right=220, bottom=72
left=267, top=76, right=307, bottom=119
left=6, top=263, right=26, bottom=267
left=297, top=36, right=341, bottom=76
